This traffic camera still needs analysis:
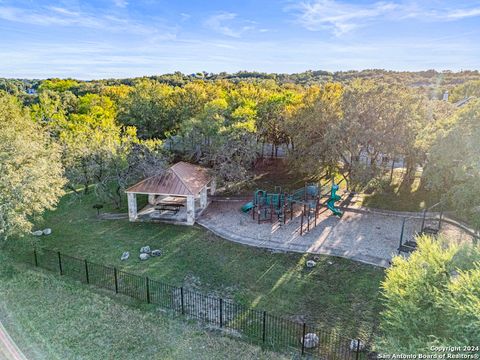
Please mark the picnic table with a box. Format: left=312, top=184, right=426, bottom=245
left=154, top=203, right=184, bottom=214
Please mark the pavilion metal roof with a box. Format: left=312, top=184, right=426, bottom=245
left=125, top=162, right=212, bottom=196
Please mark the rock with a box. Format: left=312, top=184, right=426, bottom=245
left=32, top=230, right=43, bottom=236
left=120, top=251, right=130, bottom=261
left=139, top=253, right=150, bottom=261
left=350, top=339, right=365, bottom=351
left=151, top=249, right=161, bottom=257
left=306, top=260, right=316, bottom=268
left=301, top=333, right=319, bottom=348
left=140, top=246, right=151, bottom=254
left=43, top=228, right=52, bottom=235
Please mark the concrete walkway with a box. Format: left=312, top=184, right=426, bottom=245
left=198, top=200, right=474, bottom=268
left=0, top=321, right=27, bottom=360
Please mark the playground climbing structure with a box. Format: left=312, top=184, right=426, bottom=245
left=242, top=183, right=343, bottom=236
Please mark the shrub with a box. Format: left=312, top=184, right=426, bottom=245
left=377, top=235, right=480, bottom=353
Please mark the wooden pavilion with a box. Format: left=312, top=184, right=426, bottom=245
left=125, top=162, right=215, bottom=225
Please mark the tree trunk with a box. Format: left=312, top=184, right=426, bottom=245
left=389, top=155, right=396, bottom=184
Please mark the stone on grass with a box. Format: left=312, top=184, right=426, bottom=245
left=306, top=260, right=316, bottom=268
left=151, top=249, right=161, bottom=257
left=140, top=246, right=151, bottom=254
left=43, top=228, right=52, bottom=235
left=120, top=251, right=130, bottom=261
left=139, top=253, right=150, bottom=261
left=301, top=333, right=319, bottom=348
left=32, top=230, right=43, bottom=236
left=350, top=339, right=365, bottom=351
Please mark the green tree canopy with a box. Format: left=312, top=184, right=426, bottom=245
left=424, top=100, right=480, bottom=228
left=0, top=92, right=65, bottom=242
left=379, top=235, right=480, bottom=352
left=117, top=79, right=178, bottom=139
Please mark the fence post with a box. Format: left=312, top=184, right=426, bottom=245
left=146, top=277, right=150, bottom=304
left=398, top=218, right=406, bottom=254
left=219, top=298, right=223, bottom=328
left=421, top=209, right=427, bottom=232
left=301, top=322, right=306, bottom=355
left=84, top=259, right=89, bottom=284
left=438, top=210, right=444, bottom=230
left=180, top=287, right=185, bottom=315
left=355, top=339, right=361, bottom=360
left=262, top=311, right=267, bottom=343
left=33, top=249, right=38, bottom=267
left=114, top=267, right=118, bottom=293
left=57, top=251, right=63, bottom=275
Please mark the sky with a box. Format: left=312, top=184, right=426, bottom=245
left=0, top=0, right=480, bottom=79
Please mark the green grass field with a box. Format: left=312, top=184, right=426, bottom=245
left=8, top=190, right=385, bottom=341
left=0, top=253, right=288, bottom=360
left=359, top=169, right=438, bottom=211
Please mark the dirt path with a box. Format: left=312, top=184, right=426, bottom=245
left=0, top=321, right=27, bottom=360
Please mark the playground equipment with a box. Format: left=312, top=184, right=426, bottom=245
left=397, top=202, right=444, bottom=255
left=241, top=182, right=344, bottom=236
left=326, top=184, right=343, bottom=217
left=251, top=187, right=291, bottom=223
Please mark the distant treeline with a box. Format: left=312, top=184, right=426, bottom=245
left=2, top=68, right=480, bottom=99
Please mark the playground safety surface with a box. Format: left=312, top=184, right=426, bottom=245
left=197, top=200, right=473, bottom=268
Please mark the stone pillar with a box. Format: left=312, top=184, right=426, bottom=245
left=186, top=195, right=195, bottom=225
left=200, top=187, right=208, bottom=209
left=209, top=179, right=216, bottom=195
left=148, top=194, right=156, bottom=205
left=127, top=193, right=137, bottom=221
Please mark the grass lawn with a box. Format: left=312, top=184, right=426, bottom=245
left=0, top=253, right=287, bottom=360
left=359, top=169, right=439, bottom=212
left=222, top=158, right=315, bottom=196
left=8, top=191, right=385, bottom=341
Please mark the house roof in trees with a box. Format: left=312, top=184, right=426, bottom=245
left=125, top=162, right=212, bottom=196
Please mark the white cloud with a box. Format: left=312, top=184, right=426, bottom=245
left=0, top=4, right=172, bottom=37
left=180, top=13, right=191, bottom=21
left=204, top=12, right=259, bottom=38
left=444, top=7, right=480, bottom=20
left=204, top=12, right=241, bottom=37
left=288, top=1, right=480, bottom=36
left=113, top=0, right=128, bottom=7
left=289, top=0, right=398, bottom=36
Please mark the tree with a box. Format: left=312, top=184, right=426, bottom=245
left=257, top=88, right=301, bottom=157
left=117, top=79, right=178, bottom=139
left=38, top=78, right=79, bottom=93
left=31, top=89, right=78, bottom=130
left=286, top=83, right=344, bottom=181
left=449, top=80, right=480, bottom=103
left=0, top=92, right=65, bottom=242
left=423, top=100, right=480, bottom=228
left=94, top=131, right=169, bottom=208
left=58, top=94, right=120, bottom=194
left=338, top=80, right=426, bottom=190
left=378, top=235, right=480, bottom=352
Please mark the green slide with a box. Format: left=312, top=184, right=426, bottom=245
left=241, top=201, right=254, bottom=213
left=326, top=184, right=343, bottom=216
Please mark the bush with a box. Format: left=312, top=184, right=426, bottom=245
left=377, top=235, right=480, bottom=353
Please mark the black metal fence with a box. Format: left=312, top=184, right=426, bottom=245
left=31, top=248, right=368, bottom=359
